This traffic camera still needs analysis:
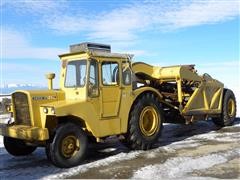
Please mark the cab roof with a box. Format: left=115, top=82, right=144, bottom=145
left=59, top=50, right=133, bottom=59
left=58, top=42, right=133, bottom=60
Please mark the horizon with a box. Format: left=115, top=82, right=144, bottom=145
left=1, top=0, right=239, bottom=114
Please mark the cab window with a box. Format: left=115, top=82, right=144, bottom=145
left=65, top=60, right=87, bottom=87
left=122, top=61, right=132, bottom=85
left=88, top=60, right=99, bottom=97
left=102, top=62, right=119, bottom=85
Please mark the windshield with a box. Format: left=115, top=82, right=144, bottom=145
left=65, top=60, right=87, bottom=87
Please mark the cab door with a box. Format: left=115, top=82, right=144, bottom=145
left=100, top=61, right=121, bottom=117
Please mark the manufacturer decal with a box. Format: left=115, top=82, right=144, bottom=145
left=32, top=96, right=57, bottom=101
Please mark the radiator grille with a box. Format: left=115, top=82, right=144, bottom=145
left=12, top=92, right=31, bottom=125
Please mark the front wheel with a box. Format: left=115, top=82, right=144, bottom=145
left=124, top=93, right=163, bottom=150
left=212, top=89, right=236, bottom=127
left=4, top=137, right=36, bottom=156
left=47, top=123, right=88, bottom=168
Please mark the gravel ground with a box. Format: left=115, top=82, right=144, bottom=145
left=0, top=118, right=239, bottom=179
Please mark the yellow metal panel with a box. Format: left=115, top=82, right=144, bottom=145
left=119, top=86, right=133, bottom=133
left=183, top=109, right=221, bottom=115
left=0, top=124, right=49, bottom=141
left=132, top=62, right=202, bottom=81
left=44, top=99, right=121, bottom=137
left=178, top=66, right=202, bottom=81
left=210, top=88, right=222, bottom=109
left=132, top=62, right=157, bottom=78
left=101, top=86, right=121, bottom=117
left=133, top=86, right=163, bottom=99
left=177, top=79, right=183, bottom=110
left=13, top=90, right=64, bottom=128
left=182, top=80, right=224, bottom=115
left=60, top=53, right=89, bottom=61
left=98, top=118, right=121, bottom=137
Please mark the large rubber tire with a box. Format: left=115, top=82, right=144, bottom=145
left=45, top=142, right=51, bottom=161
left=48, top=123, right=88, bottom=168
left=4, top=137, right=36, bottom=156
left=124, top=93, right=164, bottom=150
left=88, top=136, right=97, bottom=144
left=212, top=89, right=236, bottom=127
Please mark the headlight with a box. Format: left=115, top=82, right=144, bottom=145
left=51, top=107, right=55, bottom=114
left=43, top=107, right=48, bottom=114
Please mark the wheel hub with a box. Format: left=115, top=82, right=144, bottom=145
left=61, top=135, right=80, bottom=158
left=227, top=99, right=235, bottom=117
left=139, top=106, right=160, bottom=136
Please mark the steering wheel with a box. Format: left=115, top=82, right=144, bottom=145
left=89, top=76, right=95, bottom=80
left=89, top=76, right=95, bottom=84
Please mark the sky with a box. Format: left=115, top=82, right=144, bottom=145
left=0, top=0, right=239, bottom=92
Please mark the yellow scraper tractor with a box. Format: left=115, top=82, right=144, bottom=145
left=0, top=42, right=236, bottom=167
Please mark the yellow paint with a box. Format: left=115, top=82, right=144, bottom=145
left=45, top=73, right=55, bottom=90
left=182, top=80, right=224, bottom=115
left=61, top=135, right=79, bottom=158
left=0, top=45, right=226, bottom=143
left=139, top=106, right=160, bottom=136
left=228, top=98, right=235, bottom=117
left=0, top=124, right=49, bottom=141
left=132, top=62, right=202, bottom=81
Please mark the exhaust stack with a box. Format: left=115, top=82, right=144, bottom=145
left=45, top=73, right=55, bottom=90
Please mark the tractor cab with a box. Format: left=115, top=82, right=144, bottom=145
left=59, top=43, right=109, bottom=101
left=57, top=43, right=133, bottom=106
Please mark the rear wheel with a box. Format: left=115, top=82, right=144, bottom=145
left=4, top=137, right=36, bottom=156
left=124, top=93, right=163, bottom=150
left=212, top=89, right=236, bottom=127
left=47, top=123, right=88, bottom=168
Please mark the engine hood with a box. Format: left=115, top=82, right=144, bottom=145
left=13, top=89, right=65, bottom=103
left=11, top=90, right=65, bottom=127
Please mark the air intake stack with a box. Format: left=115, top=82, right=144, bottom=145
left=70, top=42, right=111, bottom=53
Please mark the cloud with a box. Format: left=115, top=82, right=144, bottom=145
left=1, top=28, right=66, bottom=60
left=161, top=0, right=240, bottom=29
left=121, top=50, right=147, bottom=56
left=43, top=0, right=240, bottom=40
left=4, top=0, right=239, bottom=44
left=2, top=62, right=43, bottom=73
left=3, top=0, right=67, bottom=15
left=195, top=60, right=240, bottom=90
left=197, top=60, right=240, bottom=68
left=43, top=14, right=89, bottom=34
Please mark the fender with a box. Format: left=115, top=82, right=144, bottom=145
left=132, top=86, right=163, bottom=102
left=40, top=100, right=101, bottom=137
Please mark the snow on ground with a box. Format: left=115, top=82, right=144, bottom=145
left=44, top=151, right=142, bottom=179
left=0, top=114, right=10, bottom=148
left=0, top=136, right=3, bottom=148
left=0, top=114, right=11, bottom=122
left=133, top=149, right=239, bottom=179
left=0, top=114, right=9, bottom=148
left=131, top=121, right=240, bottom=179
left=0, top=119, right=239, bottom=179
